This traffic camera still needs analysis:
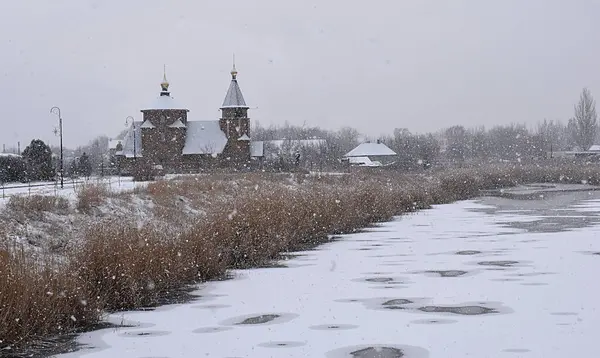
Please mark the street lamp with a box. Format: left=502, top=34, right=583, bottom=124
left=125, top=116, right=137, bottom=161
left=50, top=106, right=64, bottom=188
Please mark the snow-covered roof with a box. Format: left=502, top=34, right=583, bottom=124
left=221, top=79, right=248, bottom=109
left=589, top=145, right=600, bottom=152
left=250, top=141, right=264, bottom=157
left=344, top=142, right=396, bottom=157
left=117, top=121, right=143, bottom=158
left=140, top=120, right=155, bottom=129
left=348, top=156, right=382, bottom=167
left=168, top=119, right=186, bottom=128
left=238, top=134, right=250, bottom=141
left=182, top=121, right=228, bottom=155
left=142, top=94, right=189, bottom=111
left=0, top=153, right=21, bottom=158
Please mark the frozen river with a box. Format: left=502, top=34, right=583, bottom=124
left=54, top=191, right=600, bottom=358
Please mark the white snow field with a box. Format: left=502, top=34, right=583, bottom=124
left=0, top=176, right=146, bottom=208
left=54, top=194, right=600, bottom=358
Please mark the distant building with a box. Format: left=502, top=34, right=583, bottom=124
left=116, top=64, right=256, bottom=173
left=343, top=141, right=397, bottom=167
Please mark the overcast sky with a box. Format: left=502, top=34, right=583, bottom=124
left=1, top=0, right=600, bottom=149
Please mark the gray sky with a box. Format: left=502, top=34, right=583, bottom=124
left=1, top=0, right=600, bottom=148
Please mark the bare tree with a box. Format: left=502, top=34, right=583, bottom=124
left=569, top=88, right=598, bottom=151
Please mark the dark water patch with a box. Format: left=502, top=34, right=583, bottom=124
left=191, top=303, right=231, bottom=310
left=456, top=250, right=482, bottom=255
left=520, top=282, right=549, bottom=286
left=221, top=312, right=298, bottom=326
left=383, top=299, right=413, bottom=306
left=425, top=270, right=468, bottom=278
left=238, top=314, right=279, bottom=325
left=350, top=347, right=404, bottom=358
left=117, top=330, right=171, bottom=338
left=419, top=305, right=497, bottom=316
left=410, top=319, right=458, bottom=325
left=366, top=277, right=394, bottom=283
left=326, top=344, right=430, bottom=358
left=353, top=276, right=410, bottom=285
left=257, top=341, right=306, bottom=348
left=502, top=348, right=531, bottom=353
left=551, top=312, right=578, bottom=316
left=478, top=260, right=520, bottom=267
left=310, top=324, right=359, bottom=331
left=356, top=247, right=375, bottom=251
left=193, top=326, right=233, bottom=334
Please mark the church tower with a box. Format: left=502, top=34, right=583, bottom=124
left=219, top=60, right=251, bottom=164
left=139, top=67, right=189, bottom=170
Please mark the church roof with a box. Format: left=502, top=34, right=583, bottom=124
left=140, top=120, right=155, bottom=129
left=182, top=121, right=228, bottom=155
left=117, top=121, right=143, bottom=158
left=221, top=65, right=249, bottom=109
left=344, top=142, right=397, bottom=157
left=142, top=94, right=189, bottom=111
left=168, top=118, right=186, bottom=128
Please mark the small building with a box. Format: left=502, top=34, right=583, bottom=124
left=343, top=141, right=397, bottom=167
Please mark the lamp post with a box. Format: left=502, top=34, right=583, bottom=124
left=125, top=116, right=137, bottom=161
left=50, top=106, right=64, bottom=188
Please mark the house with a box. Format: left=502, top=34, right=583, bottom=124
left=343, top=141, right=397, bottom=167
left=116, top=64, right=257, bottom=173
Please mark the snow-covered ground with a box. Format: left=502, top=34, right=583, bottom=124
left=54, top=194, right=600, bottom=358
left=0, top=176, right=147, bottom=208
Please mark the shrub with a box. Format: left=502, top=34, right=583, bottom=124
left=7, top=195, right=70, bottom=219
left=0, top=245, right=101, bottom=348
left=76, top=184, right=108, bottom=213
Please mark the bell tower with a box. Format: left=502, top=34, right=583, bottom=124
left=219, top=58, right=251, bottom=164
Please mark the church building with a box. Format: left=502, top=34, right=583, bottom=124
left=116, top=64, right=262, bottom=172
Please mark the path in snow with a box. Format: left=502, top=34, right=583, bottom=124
left=54, top=192, right=600, bottom=358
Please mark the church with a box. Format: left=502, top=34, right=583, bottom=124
left=115, top=64, right=262, bottom=173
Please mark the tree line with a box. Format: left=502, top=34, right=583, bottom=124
left=1, top=88, right=597, bottom=181
left=253, top=87, right=599, bottom=170
left=0, top=139, right=93, bottom=184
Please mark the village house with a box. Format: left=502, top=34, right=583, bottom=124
left=343, top=140, right=397, bottom=167
left=116, top=64, right=263, bottom=173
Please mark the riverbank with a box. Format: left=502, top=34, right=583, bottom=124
left=2, top=164, right=600, bottom=354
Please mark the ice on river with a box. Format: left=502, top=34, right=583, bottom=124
left=54, top=196, right=600, bottom=358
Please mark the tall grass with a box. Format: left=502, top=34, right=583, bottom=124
left=7, top=195, right=70, bottom=219
left=2, top=163, right=600, bottom=350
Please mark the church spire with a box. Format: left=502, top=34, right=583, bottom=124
left=231, top=54, right=238, bottom=80
left=221, top=58, right=248, bottom=109
left=160, top=64, right=170, bottom=96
